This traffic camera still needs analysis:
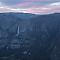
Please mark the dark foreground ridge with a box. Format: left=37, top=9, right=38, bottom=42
left=0, top=13, right=60, bottom=60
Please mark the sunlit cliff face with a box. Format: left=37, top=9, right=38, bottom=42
left=0, top=0, right=60, bottom=14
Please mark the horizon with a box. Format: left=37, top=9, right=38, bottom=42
left=0, top=0, right=60, bottom=14
left=0, top=12, right=60, bottom=15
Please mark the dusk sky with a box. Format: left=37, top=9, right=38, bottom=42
left=0, top=0, right=60, bottom=14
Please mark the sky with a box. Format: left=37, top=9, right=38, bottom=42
left=0, top=0, right=60, bottom=14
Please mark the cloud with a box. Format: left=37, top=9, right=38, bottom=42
left=11, top=2, right=32, bottom=7
left=0, top=1, right=60, bottom=14
left=50, top=2, right=60, bottom=6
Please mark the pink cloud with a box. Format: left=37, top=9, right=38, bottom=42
left=10, top=2, right=32, bottom=7
left=16, top=3, right=32, bottom=7
left=11, top=3, right=41, bottom=7
left=27, top=7, right=38, bottom=10
left=27, top=6, right=52, bottom=11
left=23, top=8, right=53, bottom=14
left=0, top=9, right=60, bottom=14
left=24, top=0, right=49, bottom=1
left=54, top=10, right=60, bottom=12
left=0, top=3, right=60, bottom=14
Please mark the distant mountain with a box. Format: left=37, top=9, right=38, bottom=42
left=0, top=12, right=37, bottom=19
left=12, top=13, right=37, bottom=19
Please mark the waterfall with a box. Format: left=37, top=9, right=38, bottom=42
left=16, top=25, right=20, bottom=36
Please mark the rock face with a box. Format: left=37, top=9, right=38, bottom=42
left=0, top=13, right=33, bottom=60
left=0, top=13, right=60, bottom=60
left=0, top=13, right=32, bottom=49
left=30, top=13, right=60, bottom=60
